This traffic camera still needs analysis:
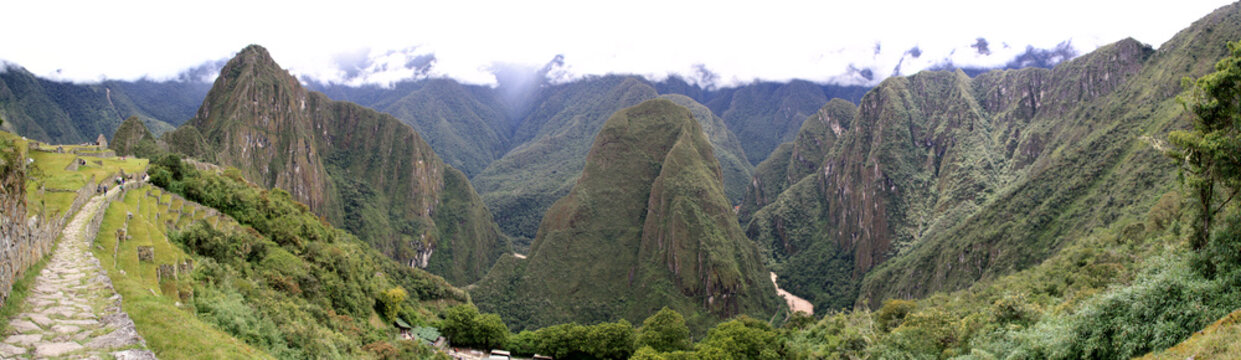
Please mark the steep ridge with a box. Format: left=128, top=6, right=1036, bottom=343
left=472, top=76, right=659, bottom=239
left=746, top=36, right=1163, bottom=310
left=472, top=99, right=780, bottom=332
left=739, top=98, right=856, bottom=224
left=167, top=45, right=508, bottom=285
left=657, top=94, right=753, bottom=204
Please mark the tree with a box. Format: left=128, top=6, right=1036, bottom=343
left=1168, top=41, right=1241, bottom=250
left=582, top=319, right=635, bottom=360
left=439, top=304, right=509, bottom=349
left=695, top=316, right=782, bottom=360
left=379, top=287, right=408, bottom=320
left=636, top=307, right=691, bottom=352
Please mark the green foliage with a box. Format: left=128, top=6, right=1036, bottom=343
left=637, top=307, right=693, bottom=352
left=380, top=287, right=408, bottom=320
left=875, top=299, right=917, bottom=332
left=695, top=316, right=783, bottom=360
left=439, top=304, right=509, bottom=349
left=505, top=320, right=635, bottom=360
left=1167, top=40, right=1241, bottom=250
left=167, top=45, right=509, bottom=286
left=141, top=153, right=465, bottom=358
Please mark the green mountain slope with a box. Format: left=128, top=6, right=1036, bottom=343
left=657, top=94, right=753, bottom=204
left=0, top=67, right=206, bottom=145
left=707, top=80, right=831, bottom=166
left=167, top=45, right=509, bottom=285
left=744, top=35, right=1174, bottom=311
left=858, top=3, right=1241, bottom=306
left=472, top=99, right=780, bottom=332
left=471, top=76, right=659, bottom=239
left=739, top=98, right=856, bottom=225
left=370, top=79, right=511, bottom=177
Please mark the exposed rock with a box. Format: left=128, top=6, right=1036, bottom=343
left=0, top=342, right=26, bottom=357
left=35, top=341, right=83, bottom=357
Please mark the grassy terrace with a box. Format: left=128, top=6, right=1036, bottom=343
left=94, top=184, right=266, bottom=359
left=0, top=131, right=148, bottom=220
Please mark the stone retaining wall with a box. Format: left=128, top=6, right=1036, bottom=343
left=0, top=168, right=127, bottom=309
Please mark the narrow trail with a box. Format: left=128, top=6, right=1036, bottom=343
left=1, top=192, right=155, bottom=359
left=771, top=272, right=814, bottom=315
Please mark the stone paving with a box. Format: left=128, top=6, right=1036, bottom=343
left=1, top=193, right=155, bottom=359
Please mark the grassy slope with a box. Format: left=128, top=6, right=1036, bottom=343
left=96, top=187, right=267, bottom=359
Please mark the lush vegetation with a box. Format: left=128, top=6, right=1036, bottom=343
left=472, top=99, right=779, bottom=333
left=95, top=186, right=273, bottom=359
left=146, top=153, right=463, bottom=358
left=166, top=45, right=510, bottom=285
left=438, top=304, right=509, bottom=349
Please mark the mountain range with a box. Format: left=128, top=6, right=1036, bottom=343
left=3, top=3, right=1240, bottom=356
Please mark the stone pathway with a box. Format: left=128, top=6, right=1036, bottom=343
left=1, top=192, right=155, bottom=359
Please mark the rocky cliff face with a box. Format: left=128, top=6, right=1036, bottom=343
left=473, top=99, right=780, bottom=331
left=171, top=45, right=509, bottom=285
left=744, top=37, right=1163, bottom=310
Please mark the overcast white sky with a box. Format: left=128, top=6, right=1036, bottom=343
left=0, top=0, right=1234, bottom=87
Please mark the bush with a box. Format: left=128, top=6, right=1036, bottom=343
left=875, top=299, right=917, bottom=332
left=439, top=304, right=509, bottom=349
left=636, top=307, right=692, bottom=352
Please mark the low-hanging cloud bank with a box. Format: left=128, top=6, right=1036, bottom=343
left=0, top=0, right=1231, bottom=88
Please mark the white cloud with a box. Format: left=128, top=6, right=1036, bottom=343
left=0, top=0, right=1232, bottom=87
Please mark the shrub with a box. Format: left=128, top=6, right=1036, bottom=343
left=875, top=299, right=917, bottom=332
left=636, top=307, right=692, bottom=352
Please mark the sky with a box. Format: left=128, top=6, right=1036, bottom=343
left=0, top=0, right=1234, bottom=88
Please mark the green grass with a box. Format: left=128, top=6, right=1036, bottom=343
left=17, top=135, right=147, bottom=218
left=95, top=187, right=271, bottom=359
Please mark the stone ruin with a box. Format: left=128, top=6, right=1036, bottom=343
left=136, top=246, right=154, bottom=262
